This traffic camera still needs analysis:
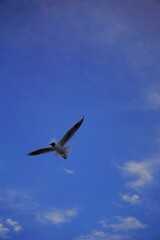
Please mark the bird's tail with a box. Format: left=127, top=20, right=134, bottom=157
left=63, top=146, right=71, bottom=158
left=55, top=146, right=71, bottom=159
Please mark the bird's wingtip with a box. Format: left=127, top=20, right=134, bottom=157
left=27, top=152, right=33, bottom=156
left=79, top=116, right=84, bottom=124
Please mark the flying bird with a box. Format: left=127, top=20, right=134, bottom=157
left=27, top=116, right=84, bottom=159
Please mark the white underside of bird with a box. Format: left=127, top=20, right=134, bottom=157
left=52, top=143, right=70, bottom=159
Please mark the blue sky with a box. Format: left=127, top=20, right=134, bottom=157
left=0, top=0, right=160, bottom=239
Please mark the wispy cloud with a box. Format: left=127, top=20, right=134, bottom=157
left=0, top=218, right=22, bottom=239
left=6, top=218, right=22, bottom=232
left=75, top=230, right=127, bottom=240
left=0, top=223, right=9, bottom=239
left=90, top=3, right=160, bottom=78
left=0, top=189, right=38, bottom=212
left=146, top=89, right=160, bottom=110
left=0, top=188, right=79, bottom=228
left=38, top=207, right=79, bottom=225
left=63, top=167, right=75, bottom=175
left=120, top=158, right=160, bottom=188
left=75, top=216, right=146, bottom=240
left=136, top=86, right=160, bottom=111
left=57, top=167, right=75, bottom=175
left=120, top=194, right=140, bottom=204
left=100, top=216, right=146, bottom=231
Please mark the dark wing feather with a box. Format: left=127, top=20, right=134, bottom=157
left=58, top=116, right=84, bottom=146
left=27, top=147, right=53, bottom=156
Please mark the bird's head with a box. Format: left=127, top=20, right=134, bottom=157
left=49, top=142, right=56, bottom=147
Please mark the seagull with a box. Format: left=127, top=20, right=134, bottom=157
left=27, top=116, right=84, bottom=159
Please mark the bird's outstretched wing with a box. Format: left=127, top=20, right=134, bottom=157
left=58, top=116, right=84, bottom=147
left=27, top=147, right=53, bottom=156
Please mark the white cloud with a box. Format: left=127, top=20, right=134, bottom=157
left=6, top=218, right=18, bottom=226
left=75, top=230, right=126, bottom=240
left=6, top=218, right=22, bottom=232
left=38, top=207, right=79, bottom=225
left=63, top=167, right=75, bottom=175
left=121, top=158, right=160, bottom=188
left=13, top=225, right=22, bottom=232
left=120, top=194, right=140, bottom=204
left=0, top=218, right=22, bottom=239
left=0, top=223, right=9, bottom=239
left=57, top=167, right=75, bottom=175
left=100, top=216, right=146, bottom=231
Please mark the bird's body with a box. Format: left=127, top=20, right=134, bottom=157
left=50, top=143, right=69, bottom=159
left=27, top=116, right=84, bottom=159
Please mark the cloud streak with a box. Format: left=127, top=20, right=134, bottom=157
left=100, top=216, right=146, bottom=231
left=63, top=167, right=75, bottom=175
left=0, top=189, right=38, bottom=212
left=75, top=230, right=126, bottom=240
left=75, top=215, right=146, bottom=240
left=38, top=207, right=79, bottom=225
